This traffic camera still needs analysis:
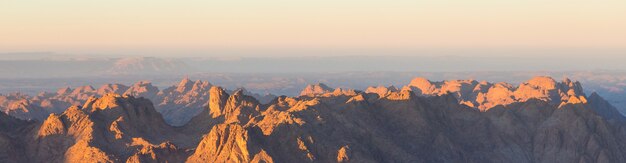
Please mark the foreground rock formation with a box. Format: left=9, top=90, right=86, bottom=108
left=1, top=76, right=626, bottom=162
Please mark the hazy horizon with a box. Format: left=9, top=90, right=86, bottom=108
left=2, top=0, right=626, bottom=76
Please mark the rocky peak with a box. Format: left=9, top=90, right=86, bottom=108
left=70, top=85, right=95, bottom=95
left=57, top=87, right=73, bottom=95
left=589, top=92, right=604, bottom=102
left=124, top=81, right=159, bottom=99
left=514, top=76, right=586, bottom=105
left=587, top=92, right=624, bottom=120
left=388, top=85, right=399, bottom=92
left=175, top=77, right=193, bottom=93
left=82, top=94, right=121, bottom=112
left=81, top=94, right=165, bottom=126
left=365, top=85, right=398, bottom=97
left=96, top=84, right=129, bottom=95
left=222, top=89, right=261, bottom=124
left=38, top=114, right=66, bottom=137
left=154, top=78, right=213, bottom=126
left=525, top=76, right=558, bottom=89
left=161, top=78, right=212, bottom=98
left=402, top=76, right=589, bottom=111
left=187, top=124, right=270, bottom=163
left=5, top=99, right=49, bottom=121
left=232, top=88, right=277, bottom=104
left=0, top=110, right=30, bottom=132
left=209, top=86, right=229, bottom=118
left=191, top=80, right=211, bottom=91
left=386, top=89, right=416, bottom=101
left=231, top=88, right=246, bottom=96
left=300, top=83, right=334, bottom=96
left=407, top=77, right=436, bottom=94
left=186, top=124, right=250, bottom=162
left=441, top=80, right=479, bottom=97
left=330, top=88, right=359, bottom=96
left=561, top=78, right=584, bottom=96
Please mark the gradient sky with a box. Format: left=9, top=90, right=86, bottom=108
left=1, top=0, right=625, bottom=56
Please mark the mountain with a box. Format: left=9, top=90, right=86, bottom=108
left=0, top=78, right=277, bottom=126
left=0, top=56, right=194, bottom=78
left=0, top=76, right=625, bottom=162
left=28, top=94, right=186, bottom=163
left=300, top=83, right=334, bottom=96
left=106, top=57, right=194, bottom=75
left=154, top=78, right=212, bottom=126
left=401, top=76, right=587, bottom=111
left=0, top=110, right=35, bottom=162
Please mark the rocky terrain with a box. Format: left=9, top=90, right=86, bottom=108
left=1, top=76, right=626, bottom=163
left=0, top=78, right=276, bottom=126
left=396, top=76, right=587, bottom=111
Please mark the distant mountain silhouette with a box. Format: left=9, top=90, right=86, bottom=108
left=106, top=57, right=194, bottom=75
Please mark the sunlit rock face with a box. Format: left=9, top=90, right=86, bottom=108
left=402, top=76, right=587, bottom=111
left=300, top=83, right=335, bottom=96
left=124, top=81, right=160, bottom=100
left=365, top=85, right=398, bottom=97
left=2, top=76, right=626, bottom=163
left=26, top=94, right=186, bottom=163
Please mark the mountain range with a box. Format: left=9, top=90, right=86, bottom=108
left=1, top=76, right=625, bottom=162
left=0, top=78, right=276, bottom=126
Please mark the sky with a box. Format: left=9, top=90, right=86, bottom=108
left=1, top=0, right=625, bottom=57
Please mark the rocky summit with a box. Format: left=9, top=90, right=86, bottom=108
left=1, top=76, right=626, bottom=163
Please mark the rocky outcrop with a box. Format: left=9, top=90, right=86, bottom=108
left=124, top=81, right=159, bottom=100
left=183, top=87, right=262, bottom=135
left=3, top=99, right=49, bottom=121
left=402, top=76, right=588, bottom=111
left=187, top=124, right=255, bottom=162
left=25, top=94, right=182, bottom=163
left=365, top=85, right=398, bottom=97
left=208, top=86, right=229, bottom=118
left=97, top=84, right=130, bottom=95
left=300, top=83, right=334, bottom=96
left=155, top=78, right=212, bottom=126
left=125, top=142, right=188, bottom=163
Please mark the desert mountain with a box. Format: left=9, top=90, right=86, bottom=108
left=27, top=94, right=188, bottom=163
left=300, top=83, right=334, bottom=96
left=0, top=78, right=276, bottom=126
left=0, top=76, right=625, bottom=162
left=0, top=110, right=35, bottom=163
left=396, top=76, right=587, bottom=111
